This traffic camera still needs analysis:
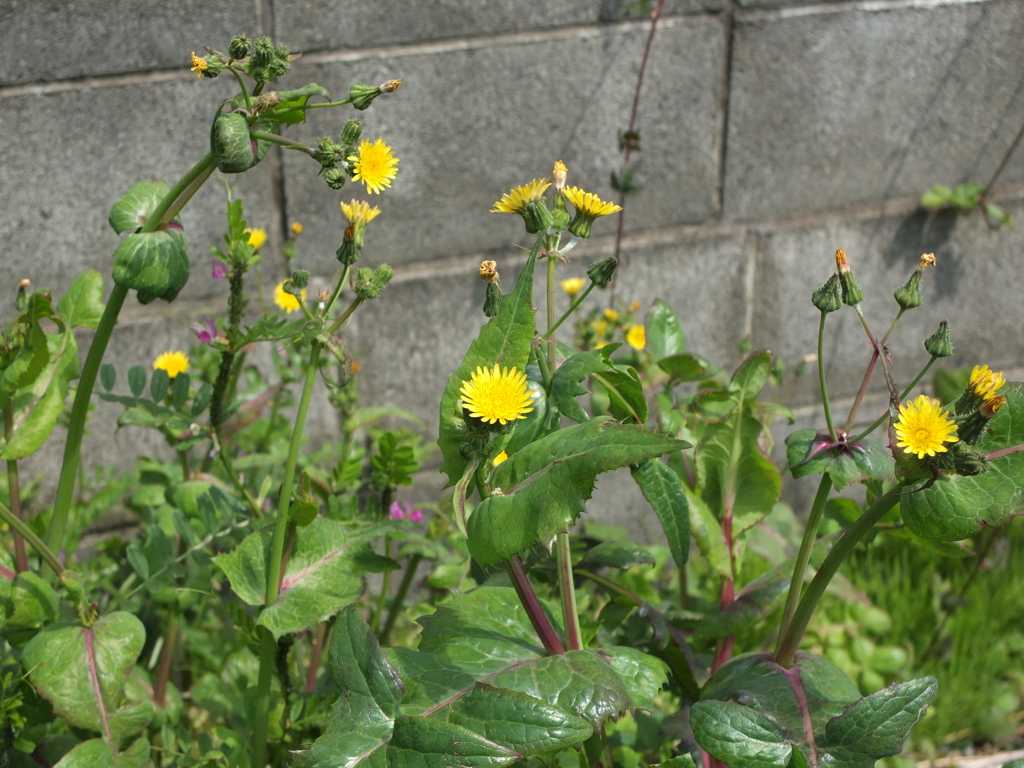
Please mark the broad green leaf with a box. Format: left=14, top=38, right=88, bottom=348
left=577, top=540, right=654, bottom=570
left=439, top=245, right=538, bottom=486
left=267, top=83, right=331, bottom=126
left=697, top=413, right=782, bottom=536
left=786, top=429, right=891, bottom=490
left=646, top=299, right=685, bottom=361
left=659, top=353, right=716, bottom=383
left=23, top=612, right=149, bottom=742
left=730, top=350, right=772, bottom=401
left=108, top=181, right=176, bottom=234
left=467, top=418, right=686, bottom=565
left=822, top=676, right=937, bottom=766
left=920, top=184, right=952, bottom=209
left=112, top=228, right=190, bottom=304
left=688, top=487, right=731, bottom=579
left=502, top=367, right=547, bottom=455
left=213, top=518, right=395, bottom=638
left=901, top=384, right=1024, bottom=541
left=1, top=572, right=59, bottom=631
left=691, top=700, right=793, bottom=768
left=593, top=365, right=647, bottom=425
left=694, top=565, right=789, bottom=643
left=550, top=347, right=616, bottom=424
left=632, top=458, right=690, bottom=567
left=53, top=736, right=150, bottom=768
left=56, top=269, right=104, bottom=329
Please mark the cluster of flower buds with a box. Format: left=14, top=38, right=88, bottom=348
left=352, top=264, right=395, bottom=300
left=317, top=119, right=364, bottom=190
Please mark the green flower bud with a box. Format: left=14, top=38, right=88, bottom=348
left=812, top=274, right=842, bottom=313
left=251, top=36, right=274, bottom=68
left=352, top=264, right=394, bottom=300
left=316, top=137, right=345, bottom=168
left=202, top=58, right=224, bottom=78
left=483, top=282, right=502, bottom=317
left=323, top=167, right=346, bottom=190
left=15, top=279, right=30, bottom=311
left=950, top=442, right=988, bottom=476
left=894, top=270, right=922, bottom=310
left=228, top=35, right=251, bottom=60
left=336, top=231, right=359, bottom=266
left=521, top=199, right=553, bottom=234
left=340, top=118, right=363, bottom=146
left=350, top=83, right=382, bottom=111
left=835, top=249, right=864, bottom=305
left=550, top=191, right=571, bottom=231
left=291, top=269, right=310, bottom=289
left=924, top=320, right=954, bottom=358
left=587, top=257, right=618, bottom=288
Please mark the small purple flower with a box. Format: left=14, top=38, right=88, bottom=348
left=389, top=501, right=424, bottom=523
left=212, top=258, right=229, bottom=280
left=409, top=508, right=423, bottom=523
left=190, top=317, right=218, bottom=344
left=388, top=501, right=404, bottom=521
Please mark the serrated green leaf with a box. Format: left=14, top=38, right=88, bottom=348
left=23, top=612, right=148, bottom=741
left=108, top=181, right=176, bottom=234
left=786, top=429, right=891, bottom=490
left=53, top=736, right=150, bottom=768
left=646, top=299, right=685, bottom=360
left=902, top=384, right=1024, bottom=540
left=822, top=676, right=937, bottom=766
left=691, top=700, right=792, bottom=768
left=577, top=540, right=655, bottom=570
left=213, top=518, right=395, bottom=638
left=593, top=365, right=647, bottom=425
left=550, top=347, right=616, bottom=424
left=467, top=418, right=685, bottom=565
left=0, top=294, right=58, bottom=409
left=688, top=487, right=730, bottom=579
left=694, top=565, right=789, bottom=643
left=112, top=228, right=190, bottom=304
left=632, top=458, right=690, bottom=567
left=56, top=270, right=105, bottom=329
left=438, top=244, right=538, bottom=487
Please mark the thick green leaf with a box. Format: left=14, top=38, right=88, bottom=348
left=53, top=736, right=150, bottom=768
left=901, top=384, right=1024, bottom=541
left=646, top=298, right=685, bottom=361
left=112, top=228, right=190, bottom=304
left=439, top=247, right=538, bottom=486
left=467, top=418, right=686, bottom=565
left=267, top=83, right=331, bottom=126
left=0, top=294, right=57, bottom=409
left=1, top=572, right=59, bottom=631
left=550, top=347, right=616, bottom=424
left=577, top=540, right=654, bottom=570
left=632, top=458, right=690, bottom=567
left=691, top=700, right=793, bottom=768
left=108, top=181, right=176, bottom=234
left=593, top=365, right=648, bottom=425
left=99, top=363, right=116, bottom=391
left=822, top=677, right=937, bottom=767
left=22, top=612, right=149, bottom=742
left=127, top=365, right=146, bottom=397
left=659, top=353, right=716, bottom=382
left=786, top=429, right=891, bottom=490
left=730, top=350, right=772, bottom=401
left=56, top=270, right=104, bottom=329
left=213, top=518, right=395, bottom=638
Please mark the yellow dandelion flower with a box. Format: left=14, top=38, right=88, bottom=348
left=459, top=365, right=536, bottom=425
left=153, top=351, right=190, bottom=379
left=604, top=308, right=620, bottom=323
left=969, top=364, right=1005, bottom=401
left=341, top=199, right=382, bottom=227
left=626, top=325, right=646, bottom=351
left=274, top=281, right=307, bottom=314
left=592, top=320, right=608, bottom=337
left=190, top=52, right=208, bottom=78
left=349, top=138, right=399, bottom=195
left=894, top=394, right=959, bottom=459
left=245, top=227, right=267, bottom=250
left=492, top=451, right=509, bottom=467
left=291, top=221, right=303, bottom=236
left=563, top=186, right=623, bottom=238
left=561, top=277, right=586, bottom=297
left=491, top=179, right=551, bottom=214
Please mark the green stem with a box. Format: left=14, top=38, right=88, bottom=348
left=545, top=282, right=596, bottom=339
left=0, top=498, right=63, bottom=575
left=775, top=475, right=832, bottom=650
left=6, top=406, right=27, bottom=572
left=774, top=482, right=906, bottom=668
left=249, top=130, right=313, bottom=153
left=576, top=568, right=643, bottom=606
left=370, top=535, right=392, bottom=634
left=546, top=253, right=557, bottom=374
left=45, top=153, right=217, bottom=576
left=328, top=296, right=365, bottom=335
left=816, top=311, right=837, bottom=442
left=252, top=628, right=277, bottom=768
left=555, top=531, right=582, bottom=650
left=849, top=356, right=937, bottom=444
left=380, top=553, right=423, bottom=645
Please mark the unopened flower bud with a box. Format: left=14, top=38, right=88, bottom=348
left=894, top=270, right=922, bottom=310
left=552, top=160, right=567, bottom=190
left=812, top=274, right=842, bottom=313
left=981, top=395, right=1006, bottom=418
left=835, top=249, right=864, bottom=305
left=352, top=264, right=394, bottom=300
left=340, top=118, right=363, bottom=146
left=15, top=279, right=30, bottom=311
left=550, top=189, right=571, bottom=230
left=478, top=260, right=499, bottom=285
left=323, top=167, right=346, bottom=190
left=349, top=83, right=382, bottom=111
left=291, top=221, right=303, bottom=236
left=521, top=199, right=553, bottom=234
left=336, top=225, right=360, bottom=266
left=229, top=35, right=251, bottom=60
left=483, top=282, right=502, bottom=317
left=924, top=320, right=953, bottom=358
left=202, top=58, right=224, bottom=78
left=251, top=36, right=274, bottom=67
left=587, top=257, right=618, bottom=288
left=951, top=442, right=988, bottom=476
left=291, top=269, right=310, bottom=289
left=380, top=79, right=402, bottom=93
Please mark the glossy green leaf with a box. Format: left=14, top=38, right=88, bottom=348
left=55, top=270, right=104, bottom=329
left=467, top=418, right=685, bottom=565
left=22, top=612, right=150, bottom=742
left=730, top=350, right=772, bottom=400
left=646, top=298, right=685, bottom=361
left=112, top=228, right=190, bottom=304
left=901, top=384, right=1024, bottom=541
left=1, top=571, right=59, bottom=631
left=53, top=736, right=150, bottom=768
left=108, top=181, right=176, bottom=234
left=213, top=518, right=395, bottom=638
left=439, top=247, right=537, bottom=486
left=786, top=429, right=891, bottom=490
left=593, top=365, right=647, bottom=425
left=691, top=700, right=793, bottom=768
left=550, top=347, right=616, bottom=424
left=577, top=540, right=654, bottom=570
left=822, top=677, right=937, bottom=766
left=632, top=458, right=690, bottom=567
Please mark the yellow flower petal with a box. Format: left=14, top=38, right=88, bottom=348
left=459, top=365, right=536, bottom=426
left=894, top=394, right=959, bottom=459
left=349, top=138, right=399, bottom=195
left=274, top=281, right=307, bottom=313
left=153, top=351, right=190, bottom=379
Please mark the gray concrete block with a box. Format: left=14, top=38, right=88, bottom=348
left=750, top=195, right=1024, bottom=410
left=0, top=76, right=287, bottom=310
left=724, top=0, right=1024, bottom=219
left=1, top=0, right=257, bottom=83
left=277, top=15, right=724, bottom=269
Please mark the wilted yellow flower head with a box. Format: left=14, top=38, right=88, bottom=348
left=153, top=351, right=190, bottom=379
left=459, top=365, right=536, bottom=425
left=918, top=253, right=936, bottom=270
left=190, top=52, right=208, bottom=78
left=291, top=221, right=304, bottom=236
left=894, top=394, right=959, bottom=459
left=479, top=260, right=499, bottom=285
left=552, top=160, right=568, bottom=190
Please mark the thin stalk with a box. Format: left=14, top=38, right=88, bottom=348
left=248, top=130, right=315, bottom=154
left=46, top=153, right=216, bottom=575
left=380, top=553, right=423, bottom=645
left=5, top=406, right=27, bottom=572
left=505, top=555, right=566, bottom=655
left=305, top=622, right=329, bottom=693
left=849, top=356, right=937, bottom=443
left=576, top=568, right=643, bottom=606
left=545, top=281, right=596, bottom=338
left=816, top=311, right=837, bottom=442
left=774, top=482, right=906, bottom=667
left=555, top=532, right=583, bottom=650
left=328, top=296, right=365, bottom=335
left=546, top=253, right=557, bottom=374
left=252, top=628, right=277, bottom=768
left=776, top=475, right=832, bottom=650
left=0, top=498, right=63, bottom=575
left=152, top=613, right=178, bottom=707
left=370, top=535, right=392, bottom=634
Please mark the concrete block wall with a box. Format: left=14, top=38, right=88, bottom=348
left=2, top=0, right=1024, bottom=524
